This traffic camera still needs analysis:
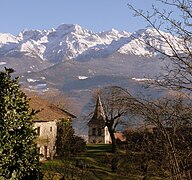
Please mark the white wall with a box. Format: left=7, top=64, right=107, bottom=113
left=34, top=121, right=57, bottom=160
left=88, top=125, right=110, bottom=144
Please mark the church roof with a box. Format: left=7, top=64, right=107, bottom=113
left=88, top=96, right=105, bottom=126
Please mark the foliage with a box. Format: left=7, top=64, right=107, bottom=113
left=71, top=136, right=87, bottom=153
left=56, top=119, right=86, bottom=157
left=124, top=129, right=168, bottom=177
left=122, top=96, right=192, bottom=179
left=0, top=68, right=42, bottom=179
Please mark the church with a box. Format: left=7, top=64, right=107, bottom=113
left=87, top=96, right=111, bottom=144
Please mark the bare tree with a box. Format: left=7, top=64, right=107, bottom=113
left=97, top=86, right=140, bottom=153
left=125, top=94, right=192, bottom=179
left=152, top=98, right=192, bottom=179
left=125, top=2, right=192, bottom=177
left=128, top=0, right=192, bottom=93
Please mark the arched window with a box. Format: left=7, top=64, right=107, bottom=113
left=98, top=128, right=102, bottom=136
left=92, top=128, right=96, bottom=135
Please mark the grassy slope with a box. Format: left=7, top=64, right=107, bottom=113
left=42, top=144, right=166, bottom=180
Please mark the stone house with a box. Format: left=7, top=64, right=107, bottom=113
left=30, top=96, right=76, bottom=160
left=87, top=96, right=111, bottom=144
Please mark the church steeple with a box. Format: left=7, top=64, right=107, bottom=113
left=87, top=96, right=110, bottom=144
left=88, top=96, right=105, bottom=126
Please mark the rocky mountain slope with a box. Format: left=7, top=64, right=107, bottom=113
left=0, top=24, right=180, bottom=132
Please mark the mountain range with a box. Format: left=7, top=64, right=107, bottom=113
left=0, top=24, right=177, bottom=68
left=0, top=24, right=178, bottom=132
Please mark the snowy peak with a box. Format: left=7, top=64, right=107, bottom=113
left=41, top=24, right=131, bottom=62
left=118, top=28, right=181, bottom=57
left=0, top=33, right=18, bottom=46
left=56, top=24, right=90, bottom=35
left=0, top=24, right=183, bottom=63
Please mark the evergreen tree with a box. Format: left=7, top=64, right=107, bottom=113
left=0, top=68, right=42, bottom=179
left=56, top=119, right=75, bottom=157
left=56, top=119, right=86, bottom=157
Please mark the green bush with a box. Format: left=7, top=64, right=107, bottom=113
left=56, top=119, right=86, bottom=157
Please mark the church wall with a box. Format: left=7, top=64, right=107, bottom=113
left=104, top=126, right=111, bottom=144
left=88, top=125, right=110, bottom=144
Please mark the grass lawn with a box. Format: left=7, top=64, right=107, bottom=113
left=42, top=144, right=167, bottom=180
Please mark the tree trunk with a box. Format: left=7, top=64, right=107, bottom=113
left=108, top=127, right=117, bottom=153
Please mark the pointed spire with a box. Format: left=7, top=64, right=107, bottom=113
left=94, top=96, right=105, bottom=120
left=88, top=96, right=105, bottom=125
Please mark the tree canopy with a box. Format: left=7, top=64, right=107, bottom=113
left=0, top=68, right=42, bottom=179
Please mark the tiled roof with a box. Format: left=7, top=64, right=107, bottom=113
left=29, top=96, right=76, bottom=122
left=114, top=132, right=126, bottom=142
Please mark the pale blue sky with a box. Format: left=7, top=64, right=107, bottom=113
left=0, top=0, right=171, bottom=35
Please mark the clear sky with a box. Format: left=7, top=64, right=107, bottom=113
left=0, top=0, right=170, bottom=35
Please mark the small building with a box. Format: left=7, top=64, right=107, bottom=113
left=114, top=132, right=126, bottom=142
left=30, top=96, right=76, bottom=160
left=87, top=96, right=110, bottom=144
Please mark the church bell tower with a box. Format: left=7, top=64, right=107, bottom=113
left=88, top=96, right=110, bottom=144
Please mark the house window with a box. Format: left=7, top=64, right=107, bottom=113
left=37, top=127, right=40, bottom=136
left=38, top=147, right=41, bottom=154
left=44, top=146, right=48, bottom=159
left=92, top=128, right=96, bottom=135
left=50, top=126, right=52, bottom=132
left=98, top=128, right=102, bottom=136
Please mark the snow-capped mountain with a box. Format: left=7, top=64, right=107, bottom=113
left=1, top=24, right=181, bottom=133
left=0, top=24, right=181, bottom=66
left=0, top=24, right=183, bottom=97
